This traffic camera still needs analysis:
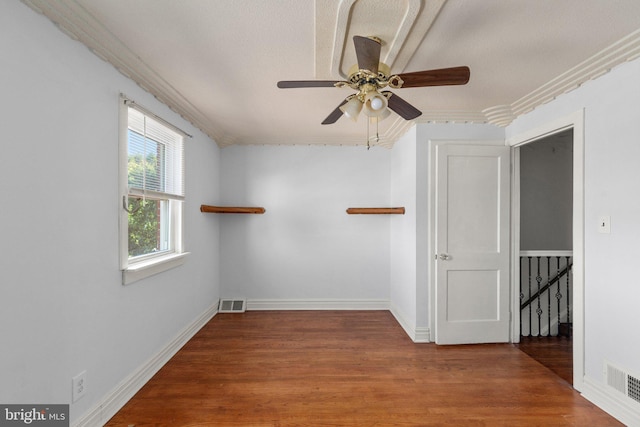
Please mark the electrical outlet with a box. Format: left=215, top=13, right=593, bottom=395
left=72, top=371, right=87, bottom=402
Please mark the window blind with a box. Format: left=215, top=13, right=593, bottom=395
left=127, top=107, right=184, bottom=200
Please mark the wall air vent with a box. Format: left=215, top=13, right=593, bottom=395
left=218, top=299, right=246, bottom=313
left=628, top=375, right=640, bottom=404
left=605, top=360, right=640, bottom=406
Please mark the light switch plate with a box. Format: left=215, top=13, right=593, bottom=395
left=598, top=215, right=611, bottom=234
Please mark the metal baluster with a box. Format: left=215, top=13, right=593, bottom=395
left=528, top=256, right=532, bottom=337
left=536, top=256, right=542, bottom=337
left=555, top=256, right=562, bottom=334
left=547, top=256, right=551, bottom=336
left=519, top=256, right=524, bottom=337
left=566, top=256, right=571, bottom=325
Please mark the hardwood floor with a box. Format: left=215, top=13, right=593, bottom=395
left=107, top=311, right=622, bottom=426
left=516, top=336, right=573, bottom=385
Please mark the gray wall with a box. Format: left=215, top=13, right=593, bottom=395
left=520, top=130, right=573, bottom=250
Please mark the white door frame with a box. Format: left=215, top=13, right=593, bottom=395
left=507, top=109, right=585, bottom=392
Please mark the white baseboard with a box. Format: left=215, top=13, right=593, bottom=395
left=246, top=298, right=390, bottom=311
left=73, top=303, right=218, bottom=427
left=582, top=377, right=640, bottom=427
left=389, top=304, right=430, bottom=343
left=414, top=327, right=431, bottom=343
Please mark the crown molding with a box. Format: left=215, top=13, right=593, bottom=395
left=21, top=0, right=222, bottom=144
left=481, top=105, right=515, bottom=127
left=417, top=110, right=489, bottom=125
left=416, top=29, right=640, bottom=129
left=507, top=28, right=640, bottom=124
left=227, top=135, right=388, bottom=148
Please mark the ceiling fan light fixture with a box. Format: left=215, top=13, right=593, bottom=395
left=339, top=96, right=363, bottom=121
left=363, top=90, right=388, bottom=118
left=370, top=96, right=384, bottom=110
left=370, top=107, right=391, bottom=122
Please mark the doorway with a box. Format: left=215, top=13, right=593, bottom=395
left=508, top=109, right=585, bottom=391
left=515, top=129, right=574, bottom=384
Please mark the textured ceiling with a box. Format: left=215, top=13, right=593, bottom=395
left=22, top=0, right=640, bottom=148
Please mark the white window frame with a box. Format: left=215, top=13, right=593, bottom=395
left=119, top=96, right=189, bottom=285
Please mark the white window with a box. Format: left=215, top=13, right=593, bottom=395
left=119, top=96, right=188, bottom=284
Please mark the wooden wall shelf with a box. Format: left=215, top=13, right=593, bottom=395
left=346, top=207, right=405, bottom=215
left=200, top=205, right=265, bottom=214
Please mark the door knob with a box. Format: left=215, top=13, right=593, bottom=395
left=438, top=253, right=450, bottom=260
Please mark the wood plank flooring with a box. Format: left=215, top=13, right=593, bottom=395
left=516, top=336, right=573, bottom=385
left=106, top=311, right=622, bottom=426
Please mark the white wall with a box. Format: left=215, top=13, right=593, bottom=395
left=0, top=2, right=220, bottom=424
left=507, top=56, right=640, bottom=418
left=219, top=144, right=391, bottom=306
left=390, top=127, right=419, bottom=336
left=415, top=123, right=506, bottom=337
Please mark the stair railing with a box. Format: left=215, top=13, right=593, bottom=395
left=520, top=251, right=573, bottom=337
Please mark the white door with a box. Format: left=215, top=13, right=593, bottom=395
left=435, top=144, right=511, bottom=344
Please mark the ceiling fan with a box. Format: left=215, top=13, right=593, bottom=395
left=277, top=36, right=470, bottom=125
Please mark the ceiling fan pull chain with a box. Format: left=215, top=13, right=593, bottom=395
left=366, top=115, right=370, bottom=150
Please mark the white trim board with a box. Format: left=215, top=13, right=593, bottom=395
left=390, top=304, right=430, bottom=343
left=582, top=378, right=640, bottom=427
left=73, top=304, right=218, bottom=427
left=246, top=299, right=390, bottom=311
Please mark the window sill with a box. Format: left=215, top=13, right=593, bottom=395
left=122, top=252, right=190, bottom=285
